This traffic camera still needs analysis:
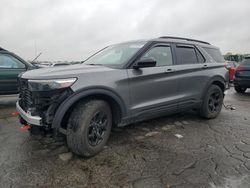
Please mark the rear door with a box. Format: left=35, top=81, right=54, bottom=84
left=127, top=43, right=181, bottom=119
left=173, top=44, right=210, bottom=108
left=0, top=53, right=27, bottom=94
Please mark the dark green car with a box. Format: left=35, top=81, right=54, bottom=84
left=0, top=47, right=35, bottom=95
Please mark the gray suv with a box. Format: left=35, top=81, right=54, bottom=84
left=17, top=36, right=229, bottom=157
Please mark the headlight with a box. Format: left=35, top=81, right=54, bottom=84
left=28, top=78, right=77, bottom=91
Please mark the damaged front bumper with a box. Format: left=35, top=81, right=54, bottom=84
left=16, top=101, right=42, bottom=126
left=17, top=78, right=74, bottom=129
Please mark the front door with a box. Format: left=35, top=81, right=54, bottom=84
left=0, top=53, right=26, bottom=94
left=127, top=44, right=181, bottom=119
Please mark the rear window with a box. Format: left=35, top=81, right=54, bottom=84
left=203, top=47, right=224, bottom=63
left=176, top=46, right=198, bottom=64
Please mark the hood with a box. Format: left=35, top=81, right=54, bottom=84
left=21, top=64, right=114, bottom=80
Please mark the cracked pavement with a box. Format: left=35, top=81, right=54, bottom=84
left=0, top=89, right=250, bottom=187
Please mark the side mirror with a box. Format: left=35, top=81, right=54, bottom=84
left=133, top=58, right=156, bottom=69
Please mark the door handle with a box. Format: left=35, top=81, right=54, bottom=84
left=202, top=64, right=208, bottom=69
left=165, top=68, right=175, bottom=73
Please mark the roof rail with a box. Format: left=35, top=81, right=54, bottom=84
left=159, top=36, right=210, bottom=45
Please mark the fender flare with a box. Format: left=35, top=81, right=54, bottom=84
left=52, top=87, right=127, bottom=128
left=202, top=76, right=226, bottom=99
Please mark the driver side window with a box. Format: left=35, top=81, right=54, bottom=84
left=0, top=54, right=25, bottom=69
left=140, top=46, right=173, bottom=67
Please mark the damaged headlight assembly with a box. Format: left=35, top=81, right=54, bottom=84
left=28, top=78, right=77, bottom=91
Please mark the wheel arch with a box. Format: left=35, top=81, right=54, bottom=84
left=202, top=76, right=226, bottom=99
left=52, top=87, right=127, bottom=129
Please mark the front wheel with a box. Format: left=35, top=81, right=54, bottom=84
left=67, top=100, right=112, bottom=157
left=199, top=85, right=223, bottom=119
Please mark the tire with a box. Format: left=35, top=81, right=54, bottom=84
left=200, top=85, right=223, bottom=119
left=67, top=100, right=112, bottom=157
left=234, top=85, right=246, bottom=93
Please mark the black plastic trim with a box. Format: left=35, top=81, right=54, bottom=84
left=52, top=87, right=127, bottom=128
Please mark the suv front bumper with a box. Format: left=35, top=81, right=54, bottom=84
left=16, top=101, right=42, bottom=126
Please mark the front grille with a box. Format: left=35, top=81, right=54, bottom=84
left=19, top=78, right=33, bottom=112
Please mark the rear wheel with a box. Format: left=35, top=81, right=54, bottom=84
left=67, top=100, right=112, bottom=157
left=234, top=85, right=247, bottom=93
left=200, top=85, right=223, bottom=119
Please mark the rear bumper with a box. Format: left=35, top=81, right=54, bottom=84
left=234, top=78, right=250, bottom=88
left=16, top=101, right=42, bottom=126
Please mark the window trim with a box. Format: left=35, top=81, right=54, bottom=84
left=194, top=48, right=206, bottom=63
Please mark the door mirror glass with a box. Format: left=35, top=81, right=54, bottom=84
left=133, top=58, right=156, bottom=69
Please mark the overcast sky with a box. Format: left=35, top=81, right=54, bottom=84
left=0, top=0, right=249, bottom=61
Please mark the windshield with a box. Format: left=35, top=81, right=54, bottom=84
left=84, top=42, right=146, bottom=67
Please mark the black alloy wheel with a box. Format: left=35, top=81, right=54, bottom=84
left=88, top=111, right=108, bottom=146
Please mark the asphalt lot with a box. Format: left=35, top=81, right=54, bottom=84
left=0, top=89, right=250, bottom=188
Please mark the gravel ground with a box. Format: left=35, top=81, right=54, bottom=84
left=0, top=88, right=250, bottom=188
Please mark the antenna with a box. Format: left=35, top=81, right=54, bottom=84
left=31, top=52, right=42, bottom=62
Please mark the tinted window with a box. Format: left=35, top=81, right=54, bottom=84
left=0, top=54, right=25, bottom=69
left=203, top=47, right=224, bottom=63
left=176, top=46, right=198, bottom=64
left=140, top=46, right=173, bottom=66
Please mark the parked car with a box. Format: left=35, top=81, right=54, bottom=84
left=234, top=56, right=250, bottom=93
left=225, top=61, right=238, bottom=82
left=0, top=47, right=35, bottom=95
left=17, top=36, right=229, bottom=157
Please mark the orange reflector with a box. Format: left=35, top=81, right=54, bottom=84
left=21, top=125, right=30, bottom=131
left=12, top=112, right=19, bottom=116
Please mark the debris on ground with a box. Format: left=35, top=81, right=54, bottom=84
left=145, top=131, right=160, bottom=137
left=59, top=152, right=73, bottom=162
left=162, top=125, right=174, bottom=131
left=182, top=121, right=189, bottom=125
left=20, top=125, right=30, bottom=131
left=223, top=103, right=236, bottom=110
left=174, top=134, right=183, bottom=139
